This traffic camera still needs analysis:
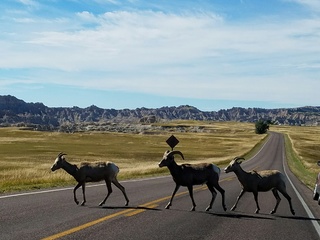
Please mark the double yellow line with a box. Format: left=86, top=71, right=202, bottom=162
left=42, top=187, right=208, bottom=240
left=42, top=174, right=238, bottom=240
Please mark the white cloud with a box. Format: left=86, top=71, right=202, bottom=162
left=1, top=7, right=320, bottom=107
left=76, top=11, right=98, bottom=22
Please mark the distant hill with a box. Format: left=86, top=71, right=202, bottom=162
left=0, top=95, right=319, bottom=131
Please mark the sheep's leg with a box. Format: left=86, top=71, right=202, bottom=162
left=253, top=191, right=260, bottom=213
left=187, top=185, right=196, bottom=211
left=231, top=189, right=245, bottom=211
left=73, top=182, right=82, bottom=205
left=205, top=184, right=217, bottom=211
left=99, top=180, right=112, bottom=206
left=270, top=189, right=281, bottom=214
left=165, top=184, right=180, bottom=209
left=80, top=183, right=86, bottom=206
left=278, top=188, right=295, bottom=215
left=213, top=182, right=227, bottom=211
left=112, top=179, right=129, bottom=206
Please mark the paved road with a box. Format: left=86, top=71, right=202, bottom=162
left=1, top=132, right=320, bottom=240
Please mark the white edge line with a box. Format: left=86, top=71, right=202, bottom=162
left=249, top=133, right=320, bottom=236
left=0, top=175, right=169, bottom=200
left=282, top=143, right=320, bottom=237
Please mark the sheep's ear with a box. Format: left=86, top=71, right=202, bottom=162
left=317, top=160, right=320, bottom=166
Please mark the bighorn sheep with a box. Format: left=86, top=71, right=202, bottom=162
left=224, top=157, right=295, bottom=215
left=159, top=150, right=227, bottom=212
left=51, top=152, right=129, bottom=206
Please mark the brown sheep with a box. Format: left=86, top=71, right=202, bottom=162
left=224, top=156, right=295, bottom=215
left=51, top=152, right=129, bottom=206
left=159, top=150, right=227, bottom=212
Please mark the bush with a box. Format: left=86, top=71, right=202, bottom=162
left=255, top=120, right=269, bottom=134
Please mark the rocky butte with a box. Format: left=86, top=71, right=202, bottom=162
left=0, top=95, right=319, bottom=132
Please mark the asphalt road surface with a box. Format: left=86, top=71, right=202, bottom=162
left=1, top=132, right=320, bottom=240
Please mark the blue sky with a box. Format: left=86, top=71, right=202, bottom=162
left=0, top=0, right=319, bottom=111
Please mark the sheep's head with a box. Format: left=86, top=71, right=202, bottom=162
left=51, top=152, right=67, bottom=171
left=158, top=150, right=184, bottom=168
left=224, top=157, right=245, bottom=173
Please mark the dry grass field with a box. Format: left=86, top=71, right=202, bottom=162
left=0, top=121, right=318, bottom=193
left=0, top=121, right=266, bottom=193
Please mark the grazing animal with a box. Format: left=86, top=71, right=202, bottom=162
left=224, top=156, right=295, bottom=215
left=51, top=152, right=129, bottom=206
left=158, top=150, right=227, bottom=212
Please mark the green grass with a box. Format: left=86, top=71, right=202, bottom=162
left=0, top=121, right=266, bottom=193
left=283, top=134, right=314, bottom=188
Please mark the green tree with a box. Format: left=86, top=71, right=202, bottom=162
left=255, top=120, right=269, bottom=134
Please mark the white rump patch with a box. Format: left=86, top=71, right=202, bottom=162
left=212, top=164, right=221, bottom=176
left=109, top=162, right=120, bottom=174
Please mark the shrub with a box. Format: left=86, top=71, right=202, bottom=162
left=255, top=120, right=269, bottom=134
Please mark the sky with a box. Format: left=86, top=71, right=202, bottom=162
left=0, top=0, right=320, bottom=111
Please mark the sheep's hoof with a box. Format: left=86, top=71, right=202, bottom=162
left=291, top=210, right=295, bottom=215
left=80, top=201, right=86, bottom=206
left=270, top=210, right=276, bottom=214
left=255, top=209, right=260, bottom=214
left=230, top=206, right=236, bottom=211
left=205, top=206, right=211, bottom=211
left=223, top=206, right=227, bottom=211
left=125, top=201, right=129, bottom=206
left=190, top=207, right=196, bottom=211
left=165, top=203, right=171, bottom=209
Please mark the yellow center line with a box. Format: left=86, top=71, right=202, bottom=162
left=125, top=204, right=159, bottom=217
left=41, top=192, right=186, bottom=240
left=41, top=182, right=225, bottom=240
left=41, top=208, right=134, bottom=240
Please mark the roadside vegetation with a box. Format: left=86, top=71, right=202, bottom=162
left=0, top=121, right=318, bottom=193
left=273, top=125, right=320, bottom=189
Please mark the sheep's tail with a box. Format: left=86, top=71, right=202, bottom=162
left=212, top=164, right=221, bottom=176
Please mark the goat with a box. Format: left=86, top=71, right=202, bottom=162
left=51, top=152, right=129, bottom=206
left=158, top=150, right=227, bottom=212
left=224, top=156, right=295, bottom=215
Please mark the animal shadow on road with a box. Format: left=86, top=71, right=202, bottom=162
left=204, top=211, right=274, bottom=221
left=91, top=205, right=162, bottom=212
left=205, top=211, right=320, bottom=222
left=89, top=205, right=320, bottom=222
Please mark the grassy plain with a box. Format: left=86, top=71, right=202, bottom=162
left=1, top=121, right=318, bottom=193
left=0, top=121, right=266, bottom=193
